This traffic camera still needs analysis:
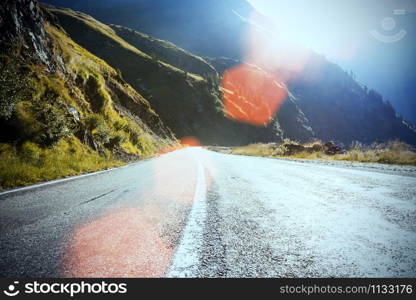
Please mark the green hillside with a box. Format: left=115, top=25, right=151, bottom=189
left=0, top=1, right=175, bottom=189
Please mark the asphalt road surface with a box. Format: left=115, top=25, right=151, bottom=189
left=1, top=147, right=415, bottom=277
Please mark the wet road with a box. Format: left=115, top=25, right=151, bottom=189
left=1, top=147, right=415, bottom=277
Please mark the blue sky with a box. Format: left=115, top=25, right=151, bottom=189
left=248, top=0, right=416, bottom=123
left=247, top=0, right=416, bottom=62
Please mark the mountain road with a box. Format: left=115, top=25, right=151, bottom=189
left=0, top=147, right=415, bottom=277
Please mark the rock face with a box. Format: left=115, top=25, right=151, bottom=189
left=0, top=0, right=53, bottom=67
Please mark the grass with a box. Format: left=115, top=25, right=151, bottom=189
left=334, top=141, right=416, bottom=165
left=0, top=137, right=123, bottom=190
left=220, top=140, right=416, bottom=166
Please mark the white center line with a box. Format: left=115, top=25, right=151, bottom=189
left=167, top=159, right=207, bottom=277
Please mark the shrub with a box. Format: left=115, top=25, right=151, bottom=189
left=107, top=133, right=126, bottom=149
left=114, top=119, right=129, bottom=131
left=84, top=114, right=105, bottom=131
left=227, top=140, right=416, bottom=166
left=13, top=94, right=73, bottom=147
left=85, top=75, right=109, bottom=112
left=129, top=130, right=139, bottom=145
left=0, top=57, right=33, bottom=120
left=20, top=141, right=42, bottom=163
left=31, top=99, right=72, bottom=146
left=93, top=123, right=112, bottom=146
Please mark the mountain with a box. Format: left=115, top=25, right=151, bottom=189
left=332, top=10, right=416, bottom=125
left=43, top=0, right=416, bottom=145
left=44, top=0, right=416, bottom=126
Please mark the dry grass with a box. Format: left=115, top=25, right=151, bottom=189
left=226, top=140, right=416, bottom=166
left=0, top=137, right=123, bottom=190
left=334, top=141, right=416, bottom=165
left=232, top=143, right=276, bottom=157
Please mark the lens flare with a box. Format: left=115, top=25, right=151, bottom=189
left=221, top=11, right=311, bottom=126
left=222, top=64, right=286, bottom=126
left=62, top=207, right=173, bottom=278
left=180, top=136, right=201, bottom=147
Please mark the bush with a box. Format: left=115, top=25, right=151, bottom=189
left=93, top=124, right=112, bottom=146
left=84, top=114, right=104, bottom=131
left=107, top=133, right=126, bottom=149
left=0, top=57, right=33, bottom=120
left=114, top=119, right=129, bottom=131
left=85, top=75, right=109, bottom=112
left=31, top=99, right=72, bottom=146
left=20, top=141, right=42, bottom=163
left=129, top=131, right=140, bottom=145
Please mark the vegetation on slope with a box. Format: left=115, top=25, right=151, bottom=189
left=218, top=140, right=416, bottom=166
left=49, top=6, right=321, bottom=146
left=0, top=1, right=175, bottom=190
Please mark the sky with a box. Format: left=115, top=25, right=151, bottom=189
left=247, top=0, right=416, bottom=123
left=247, top=0, right=416, bottom=62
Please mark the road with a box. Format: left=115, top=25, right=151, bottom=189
left=0, top=147, right=415, bottom=277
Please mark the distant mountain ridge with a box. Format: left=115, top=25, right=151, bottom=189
left=42, top=0, right=416, bottom=145
left=4, top=1, right=413, bottom=146
left=42, top=0, right=253, bottom=59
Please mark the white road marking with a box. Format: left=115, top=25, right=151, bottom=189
left=167, top=159, right=207, bottom=277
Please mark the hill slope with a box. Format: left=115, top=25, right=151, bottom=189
left=0, top=0, right=175, bottom=189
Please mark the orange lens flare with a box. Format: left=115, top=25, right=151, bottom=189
left=180, top=136, right=201, bottom=147
left=62, top=207, right=173, bottom=278
left=221, top=12, right=312, bottom=126
left=222, top=64, right=286, bottom=126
